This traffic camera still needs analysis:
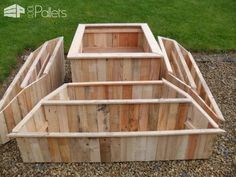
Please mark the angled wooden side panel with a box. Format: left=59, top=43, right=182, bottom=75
left=166, top=73, right=221, bottom=124
left=0, top=46, right=42, bottom=111
left=0, top=37, right=65, bottom=144
left=158, top=37, right=196, bottom=89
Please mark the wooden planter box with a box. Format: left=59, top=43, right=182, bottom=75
left=67, top=23, right=168, bottom=82
left=9, top=80, right=224, bottom=162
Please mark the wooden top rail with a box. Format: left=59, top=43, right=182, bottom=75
left=9, top=129, right=225, bottom=138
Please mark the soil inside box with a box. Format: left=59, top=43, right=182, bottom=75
left=82, top=26, right=150, bottom=53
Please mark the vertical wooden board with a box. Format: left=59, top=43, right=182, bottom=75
left=143, top=37, right=150, bottom=52
left=3, top=105, right=15, bottom=132
left=140, top=59, right=150, bottom=80
left=138, top=104, right=149, bottom=131
left=120, top=137, right=127, bottom=161
left=113, top=59, right=123, bottom=81
left=186, top=134, right=198, bottom=159
left=176, top=103, right=189, bottom=129
left=96, top=86, right=106, bottom=100
left=132, top=59, right=141, bottom=81
left=58, top=138, right=71, bottom=162
left=189, top=105, right=209, bottom=128
left=69, top=138, right=81, bottom=162
left=25, top=117, right=36, bottom=132
left=78, top=138, right=91, bottom=162
left=11, top=98, right=22, bottom=124
left=99, top=138, right=111, bottom=162
left=166, top=103, right=179, bottom=130
left=67, top=105, right=79, bottom=132
left=132, top=85, right=143, bottom=99
left=152, top=84, right=162, bottom=99
left=155, top=136, right=167, bottom=160
left=59, top=89, right=69, bottom=100
left=148, top=104, right=159, bottom=131
left=137, top=33, right=143, bottom=48
left=122, top=85, right=132, bottom=99
left=165, top=136, right=181, bottom=160
left=85, top=86, right=97, bottom=99
left=75, top=86, right=85, bottom=100
left=56, top=105, right=69, bottom=132
left=16, top=138, right=29, bottom=162
left=87, top=33, right=95, bottom=47
left=106, top=33, right=113, bottom=47
left=88, top=59, right=98, bottom=81
left=126, top=137, right=136, bottom=161
left=142, top=85, right=153, bottom=98
left=81, top=60, right=90, bottom=82
left=112, top=33, right=119, bottom=47
left=201, top=134, right=216, bottom=158
left=111, top=85, right=123, bottom=99
left=106, top=59, right=114, bottom=81
left=119, top=105, right=129, bottom=131
left=157, top=103, right=169, bottom=130
left=129, top=104, right=139, bottom=131
left=94, top=33, right=106, bottom=48
left=0, top=112, right=9, bottom=143
left=193, top=134, right=208, bottom=159
left=128, top=33, right=138, bottom=47
left=38, top=138, right=51, bottom=162
left=48, top=138, right=62, bottom=162
left=109, top=105, right=120, bottom=131
left=71, top=60, right=80, bottom=82
left=77, top=105, right=88, bottom=132
left=34, top=108, right=46, bottom=131
left=18, top=137, right=35, bottom=162
left=17, top=90, right=30, bottom=117
left=149, top=58, right=161, bottom=80
left=174, top=135, right=189, bottom=160
left=29, top=138, right=44, bottom=162
left=89, top=138, right=101, bottom=162
left=135, top=137, right=146, bottom=161
left=83, top=33, right=88, bottom=47
left=97, top=59, right=107, bottom=81
left=97, top=104, right=110, bottom=132
left=86, top=105, right=98, bottom=132
left=123, top=59, right=132, bottom=81
left=118, top=33, right=129, bottom=47
left=44, top=105, right=59, bottom=132
left=67, top=87, right=75, bottom=100
left=110, top=137, right=121, bottom=162
left=145, top=137, right=158, bottom=161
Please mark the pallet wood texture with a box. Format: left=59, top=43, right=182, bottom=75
left=158, top=36, right=224, bottom=122
left=0, top=37, right=65, bottom=144
left=9, top=80, right=224, bottom=162
left=67, top=23, right=167, bottom=82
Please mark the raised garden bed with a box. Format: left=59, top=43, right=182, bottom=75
left=9, top=80, right=223, bottom=162
left=67, top=23, right=167, bottom=82
left=0, top=23, right=225, bottom=163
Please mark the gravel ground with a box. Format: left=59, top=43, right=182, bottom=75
left=0, top=53, right=235, bottom=177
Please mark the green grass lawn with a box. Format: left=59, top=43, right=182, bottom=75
left=0, top=0, right=236, bottom=82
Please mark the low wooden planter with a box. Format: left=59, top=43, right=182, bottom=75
left=9, top=80, right=224, bottom=162
left=67, top=23, right=168, bottom=82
